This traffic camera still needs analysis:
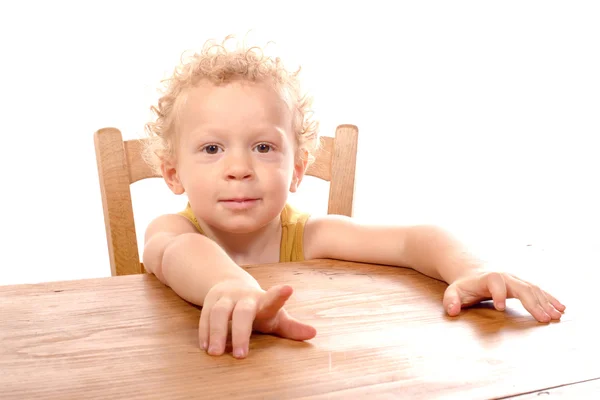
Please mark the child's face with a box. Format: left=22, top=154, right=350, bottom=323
left=163, top=80, right=305, bottom=234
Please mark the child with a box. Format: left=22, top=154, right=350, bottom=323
left=141, top=35, right=565, bottom=359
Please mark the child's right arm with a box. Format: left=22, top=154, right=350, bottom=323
left=142, top=214, right=316, bottom=358
left=142, top=214, right=260, bottom=306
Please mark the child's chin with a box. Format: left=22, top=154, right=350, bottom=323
left=217, top=221, right=265, bottom=234
left=224, top=227, right=253, bottom=234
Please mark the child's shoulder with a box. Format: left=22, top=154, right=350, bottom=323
left=281, top=203, right=310, bottom=226
left=302, top=213, right=354, bottom=260
left=177, top=202, right=203, bottom=234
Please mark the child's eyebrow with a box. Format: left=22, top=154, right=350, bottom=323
left=250, top=126, right=287, bottom=139
left=186, top=126, right=288, bottom=144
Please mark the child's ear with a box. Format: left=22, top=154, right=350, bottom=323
left=161, top=158, right=185, bottom=195
left=289, top=150, right=309, bottom=193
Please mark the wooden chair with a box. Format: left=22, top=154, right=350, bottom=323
left=94, top=124, right=359, bottom=276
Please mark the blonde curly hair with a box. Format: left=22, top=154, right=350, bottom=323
left=143, top=35, right=320, bottom=175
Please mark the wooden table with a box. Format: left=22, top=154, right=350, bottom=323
left=1, top=255, right=598, bottom=399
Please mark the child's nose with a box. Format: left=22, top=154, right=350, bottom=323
left=224, top=153, right=254, bottom=180
left=226, top=169, right=253, bottom=180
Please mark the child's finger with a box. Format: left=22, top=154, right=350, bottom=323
left=532, top=287, right=563, bottom=320
left=208, top=297, right=235, bottom=356
left=273, top=311, right=317, bottom=341
left=198, top=295, right=219, bottom=351
left=442, top=285, right=462, bottom=316
left=485, top=273, right=508, bottom=311
left=512, top=282, right=552, bottom=323
left=543, top=290, right=566, bottom=312
left=256, top=285, right=293, bottom=319
left=231, top=298, right=258, bottom=359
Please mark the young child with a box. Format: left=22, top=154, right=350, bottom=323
left=141, top=35, right=565, bottom=359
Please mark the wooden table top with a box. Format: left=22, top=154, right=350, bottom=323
left=1, top=254, right=598, bottom=399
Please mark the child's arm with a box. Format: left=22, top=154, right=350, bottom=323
left=143, top=215, right=316, bottom=358
left=142, top=214, right=259, bottom=305
left=304, top=216, right=565, bottom=322
left=304, top=217, right=475, bottom=282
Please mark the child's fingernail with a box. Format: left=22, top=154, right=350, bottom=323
left=208, top=345, right=219, bottom=355
left=496, top=301, right=505, bottom=310
left=447, top=303, right=454, bottom=313
left=234, top=348, right=245, bottom=358
left=201, top=341, right=207, bottom=350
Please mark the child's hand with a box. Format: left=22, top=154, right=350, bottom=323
left=442, top=271, right=566, bottom=322
left=199, top=280, right=317, bottom=359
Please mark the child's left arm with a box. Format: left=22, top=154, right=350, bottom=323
left=303, top=216, right=565, bottom=322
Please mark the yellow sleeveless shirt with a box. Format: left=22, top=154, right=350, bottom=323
left=178, top=203, right=310, bottom=262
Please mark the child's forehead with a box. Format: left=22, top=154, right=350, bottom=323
left=187, top=80, right=284, bottom=104
left=178, top=81, right=293, bottom=129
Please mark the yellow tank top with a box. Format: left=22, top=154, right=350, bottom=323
left=177, top=203, right=310, bottom=262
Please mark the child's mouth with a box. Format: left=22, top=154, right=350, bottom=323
left=219, top=198, right=260, bottom=210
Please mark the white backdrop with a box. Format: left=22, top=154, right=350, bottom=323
left=1, top=1, right=598, bottom=285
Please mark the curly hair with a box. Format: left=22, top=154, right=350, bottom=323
left=142, top=35, right=320, bottom=175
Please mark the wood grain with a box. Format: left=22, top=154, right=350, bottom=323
left=503, top=378, right=600, bottom=399
left=305, top=136, right=333, bottom=181
left=93, top=127, right=142, bottom=276
left=123, top=138, right=161, bottom=184
left=327, top=124, right=358, bottom=216
left=1, top=257, right=597, bottom=399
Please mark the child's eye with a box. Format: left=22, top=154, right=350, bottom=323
left=201, top=144, right=222, bottom=154
left=254, top=143, right=273, bottom=153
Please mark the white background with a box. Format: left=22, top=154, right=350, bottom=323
left=1, top=1, right=598, bottom=285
